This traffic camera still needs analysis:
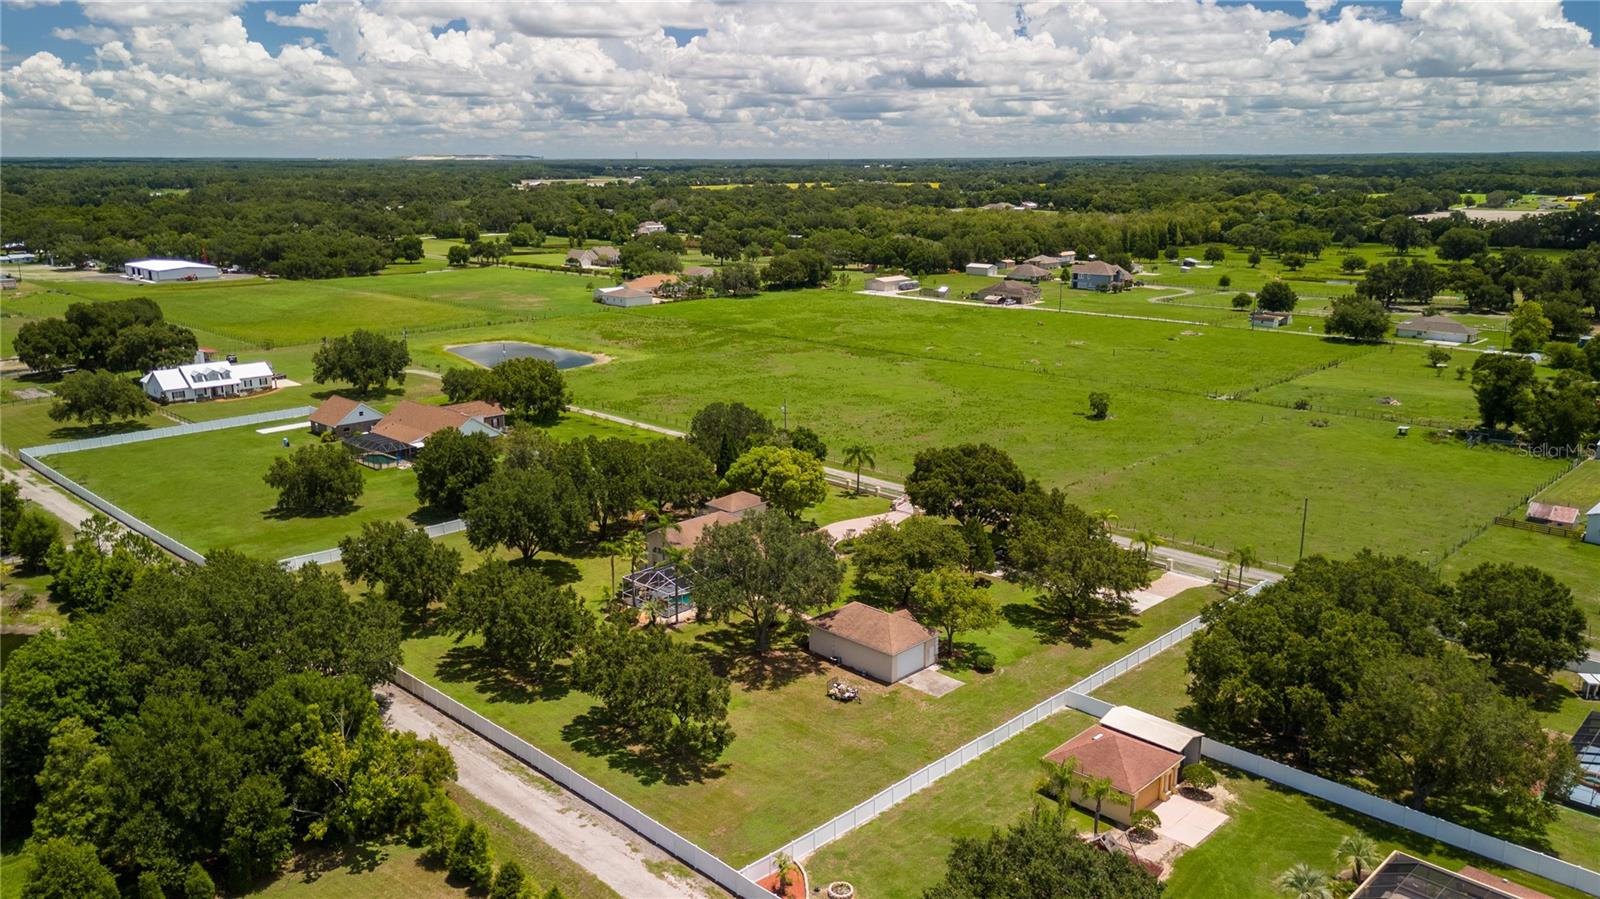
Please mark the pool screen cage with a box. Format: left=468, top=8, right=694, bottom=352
left=621, top=563, right=693, bottom=622
left=341, top=432, right=406, bottom=468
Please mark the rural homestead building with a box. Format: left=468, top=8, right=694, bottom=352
left=1351, top=852, right=1532, bottom=899
left=682, top=265, right=716, bottom=279
left=1527, top=502, right=1580, bottom=528
left=1395, top=315, right=1478, bottom=344
left=965, top=262, right=999, bottom=277
left=973, top=280, right=1041, bottom=305
left=807, top=601, right=939, bottom=684
left=624, top=273, right=683, bottom=297
left=140, top=359, right=275, bottom=403
left=646, top=491, right=769, bottom=563
left=123, top=258, right=220, bottom=283
left=1005, top=263, right=1051, bottom=283
left=1024, top=254, right=1065, bottom=270
left=1250, top=310, right=1293, bottom=328
left=594, top=285, right=655, bottom=307
left=565, top=246, right=621, bottom=269
left=865, top=274, right=918, bottom=292
left=1588, top=504, right=1600, bottom=545
left=1042, top=723, right=1184, bottom=827
left=1070, top=260, right=1133, bottom=290
left=353, top=400, right=505, bottom=459
left=634, top=220, right=667, bottom=236
left=309, top=396, right=384, bottom=437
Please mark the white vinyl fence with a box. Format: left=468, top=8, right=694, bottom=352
left=24, top=406, right=316, bottom=457
left=389, top=669, right=774, bottom=899
left=1200, top=741, right=1600, bottom=895
left=17, top=406, right=319, bottom=565
left=739, top=600, right=1224, bottom=879
left=279, top=517, right=467, bottom=569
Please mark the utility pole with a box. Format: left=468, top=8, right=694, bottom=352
left=1298, top=497, right=1309, bottom=561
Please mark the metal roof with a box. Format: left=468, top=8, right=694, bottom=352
left=1100, top=706, right=1203, bottom=755
left=125, top=258, right=218, bottom=272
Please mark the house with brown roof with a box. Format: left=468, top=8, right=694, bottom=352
left=1024, top=254, right=1065, bottom=270
left=972, top=280, right=1041, bottom=305
left=1042, top=723, right=1183, bottom=827
left=1070, top=261, right=1133, bottom=290
left=645, top=491, right=769, bottom=563
left=309, top=396, right=384, bottom=437
left=808, top=601, right=939, bottom=684
left=360, top=400, right=504, bottom=458
left=1005, top=263, right=1051, bottom=283
left=682, top=265, right=716, bottom=279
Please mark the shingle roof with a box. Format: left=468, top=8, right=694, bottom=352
left=625, top=273, right=681, bottom=291
left=371, top=401, right=489, bottom=447
left=661, top=510, right=742, bottom=549
left=445, top=400, right=504, bottom=420
left=809, top=602, right=936, bottom=655
left=1071, top=260, right=1130, bottom=278
left=682, top=266, right=716, bottom=278
left=706, top=491, right=765, bottom=514
left=310, top=395, right=362, bottom=427
left=1399, top=315, right=1472, bottom=335
left=1043, top=725, right=1183, bottom=796
left=1006, top=263, right=1050, bottom=280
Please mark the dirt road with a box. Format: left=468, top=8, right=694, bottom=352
left=3, top=466, right=93, bottom=529
left=379, top=685, right=717, bottom=899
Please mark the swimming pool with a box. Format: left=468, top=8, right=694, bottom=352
left=447, top=341, right=598, bottom=370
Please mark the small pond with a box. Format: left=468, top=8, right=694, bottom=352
left=447, top=341, right=597, bottom=370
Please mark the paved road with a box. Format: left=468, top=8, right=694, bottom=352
left=3, top=466, right=93, bottom=529
left=380, top=685, right=717, bottom=899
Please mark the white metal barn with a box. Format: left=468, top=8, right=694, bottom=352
left=1099, top=705, right=1205, bottom=766
left=124, top=258, right=220, bottom=283
left=808, top=602, right=939, bottom=684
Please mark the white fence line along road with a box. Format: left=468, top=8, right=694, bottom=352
left=380, top=684, right=714, bottom=899
left=278, top=517, right=466, bottom=569
left=389, top=669, right=771, bottom=899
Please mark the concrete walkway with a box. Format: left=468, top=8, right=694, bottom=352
left=819, top=495, right=915, bottom=541
left=2, top=466, right=93, bottom=529
left=380, top=684, right=716, bottom=899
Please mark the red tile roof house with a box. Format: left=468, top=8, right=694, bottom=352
left=1042, top=724, right=1183, bottom=827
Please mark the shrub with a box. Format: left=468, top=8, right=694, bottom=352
left=970, top=649, right=996, bottom=673
left=1231, top=292, right=1253, bottom=310
left=448, top=821, right=494, bottom=891
left=1293, top=398, right=1312, bottom=411
left=1087, top=392, right=1111, bottom=420
left=1218, top=274, right=1231, bottom=287
left=1181, top=762, right=1218, bottom=790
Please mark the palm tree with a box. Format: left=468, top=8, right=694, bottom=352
left=1333, top=834, right=1380, bottom=884
left=1135, top=529, right=1163, bottom=561
left=1232, top=544, right=1260, bottom=590
left=1092, top=508, right=1119, bottom=526
left=1036, top=757, right=1080, bottom=802
left=1275, top=863, right=1332, bottom=899
left=1083, top=776, right=1116, bottom=835
left=841, top=443, right=876, bottom=495
left=772, top=852, right=796, bottom=896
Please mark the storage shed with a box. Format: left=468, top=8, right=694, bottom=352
left=965, top=262, right=998, bottom=277
left=865, top=274, right=917, bottom=292
left=1587, top=503, right=1600, bottom=545
left=808, top=602, right=938, bottom=684
left=1100, top=705, right=1205, bottom=766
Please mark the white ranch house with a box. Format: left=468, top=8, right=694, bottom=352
left=141, top=359, right=276, bottom=403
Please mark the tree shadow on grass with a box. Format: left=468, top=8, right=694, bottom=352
left=506, top=554, right=582, bottom=587
left=281, top=840, right=391, bottom=886
left=432, top=643, right=571, bottom=704
left=561, top=707, right=729, bottom=787
left=1000, top=601, right=1138, bottom=647
left=688, top=619, right=823, bottom=691
left=1496, top=665, right=1572, bottom=711
left=45, top=419, right=154, bottom=441
left=260, top=502, right=364, bottom=523
left=308, top=384, right=407, bottom=403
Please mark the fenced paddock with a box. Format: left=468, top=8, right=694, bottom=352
left=18, top=406, right=317, bottom=565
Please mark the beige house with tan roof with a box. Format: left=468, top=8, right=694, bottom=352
left=808, top=601, right=939, bottom=684
left=646, top=491, right=769, bottom=563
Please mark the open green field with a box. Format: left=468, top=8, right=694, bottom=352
left=403, top=584, right=1219, bottom=865
left=804, top=711, right=1595, bottom=899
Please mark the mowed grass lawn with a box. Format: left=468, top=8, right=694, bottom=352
left=403, top=585, right=1220, bottom=866
left=804, top=713, right=1595, bottom=899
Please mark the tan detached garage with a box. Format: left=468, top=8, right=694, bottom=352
left=808, top=602, right=939, bottom=684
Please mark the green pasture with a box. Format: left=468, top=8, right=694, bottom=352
left=403, top=585, right=1218, bottom=865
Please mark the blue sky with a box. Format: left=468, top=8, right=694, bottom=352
left=1, top=0, right=1596, bottom=158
